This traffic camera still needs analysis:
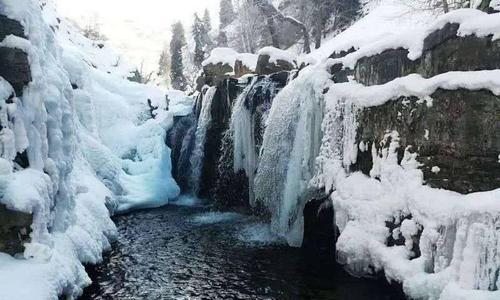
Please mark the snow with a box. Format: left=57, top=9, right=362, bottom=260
left=326, top=70, right=500, bottom=109
left=431, top=166, right=441, bottom=174
left=301, top=1, right=500, bottom=69
left=258, top=46, right=297, bottom=65
left=202, top=47, right=258, bottom=71
left=0, top=0, right=180, bottom=298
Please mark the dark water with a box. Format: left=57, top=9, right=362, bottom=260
left=81, top=202, right=405, bottom=300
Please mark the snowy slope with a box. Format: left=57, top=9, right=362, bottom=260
left=0, top=0, right=185, bottom=298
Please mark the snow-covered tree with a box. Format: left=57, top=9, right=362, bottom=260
left=217, top=30, right=229, bottom=47
left=192, top=13, right=206, bottom=68
left=192, top=11, right=214, bottom=68
left=170, top=21, right=188, bottom=91
left=157, top=46, right=171, bottom=86
left=219, top=0, right=235, bottom=28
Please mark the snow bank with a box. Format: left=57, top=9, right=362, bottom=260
left=202, top=47, right=258, bottom=71
left=0, top=0, right=180, bottom=298
left=302, top=1, right=500, bottom=68
left=258, top=46, right=297, bottom=64
left=327, top=70, right=500, bottom=109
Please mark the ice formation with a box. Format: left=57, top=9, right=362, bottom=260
left=189, top=86, right=217, bottom=195
left=254, top=66, right=332, bottom=246
left=0, top=0, right=182, bottom=298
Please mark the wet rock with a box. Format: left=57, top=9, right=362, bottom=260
left=198, top=78, right=240, bottom=199
left=212, top=74, right=289, bottom=208
left=0, top=15, right=26, bottom=41
left=353, top=89, right=500, bottom=194
left=0, top=47, right=32, bottom=97
left=255, top=54, right=295, bottom=75
left=167, top=114, right=197, bottom=193
left=0, top=204, right=32, bottom=256
left=202, top=62, right=233, bottom=87
left=302, top=189, right=336, bottom=255
left=0, top=15, right=32, bottom=97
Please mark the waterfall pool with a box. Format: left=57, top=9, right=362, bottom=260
left=81, top=201, right=405, bottom=299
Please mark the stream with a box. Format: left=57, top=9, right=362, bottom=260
left=81, top=198, right=405, bottom=299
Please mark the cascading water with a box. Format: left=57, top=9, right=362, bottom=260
left=189, top=86, right=217, bottom=195
left=231, top=75, right=277, bottom=205
left=253, top=66, right=333, bottom=246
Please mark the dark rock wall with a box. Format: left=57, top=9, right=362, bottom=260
left=353, top=89, right=500, bottom=194
left=0, top=204, right=32, bottom=256
left=0, top=15, right=31, bottom=96
left=0, top=14, right=34, bottom=256
left=355, top=23, right=500, bottom=86
left=167, top=114, right=197, bottom=193
left=198, top=78, right=241, bottom=199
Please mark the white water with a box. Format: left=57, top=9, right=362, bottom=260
left=189, top=86, right=217, bottom=195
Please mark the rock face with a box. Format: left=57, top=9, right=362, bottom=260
left=0, top=16, right=31, bottom=96
left=213, top=73, right=289, bottom=210
left=202, top=62, right=233, bottom=88
left=255, top=54, right=295, bottom=75
left=356, top=23, right=500, bottom=86
left=0, top=205, right=32, bottom=256
left=354, top=89, right=500, bottom=194
left=234, top=59, right=254, bottom=78
left=352, top=23, right=500, bottom=194
left=167, top=114, right=197, bottom=193
left=302, top=189, right=336, bottom=254
left=0, top=15, right=33, bottom=256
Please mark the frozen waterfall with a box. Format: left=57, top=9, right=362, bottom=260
left=253, top=66, right=332, bottom=246
left=190, top=86, right=217, bottom=195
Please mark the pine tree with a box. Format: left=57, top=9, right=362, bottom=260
left=170, top=21, right=187, bottom=91
left=217, top=30, right=228, bottom=47
left=192, top=13, right=206, bottom=68
left=202, top=9, right=214, bottom=53
left=203, top=9, right=212, bottom=33
left=219, top=0, right=235, bottom=29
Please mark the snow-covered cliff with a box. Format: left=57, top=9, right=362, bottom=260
left=181, top=1, right=500, bottom=299
left=0, top=0, right=183, bottom=298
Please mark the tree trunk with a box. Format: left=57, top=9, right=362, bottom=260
left=442, top=0, right=450, bottom=13
left=267, top=18, right=280, bottom=48
left=254, top=0, right=311, bottom=53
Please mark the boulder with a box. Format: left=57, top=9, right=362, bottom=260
left=202, top=62, right=233, bottom=87
left=255, top=54, right=295, bottom=75
left=0, top=204, right=32, bottom=256
left=234, top=59, right=254, bottom=78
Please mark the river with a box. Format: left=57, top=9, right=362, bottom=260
left=81, top=199, right=405, bottom=299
